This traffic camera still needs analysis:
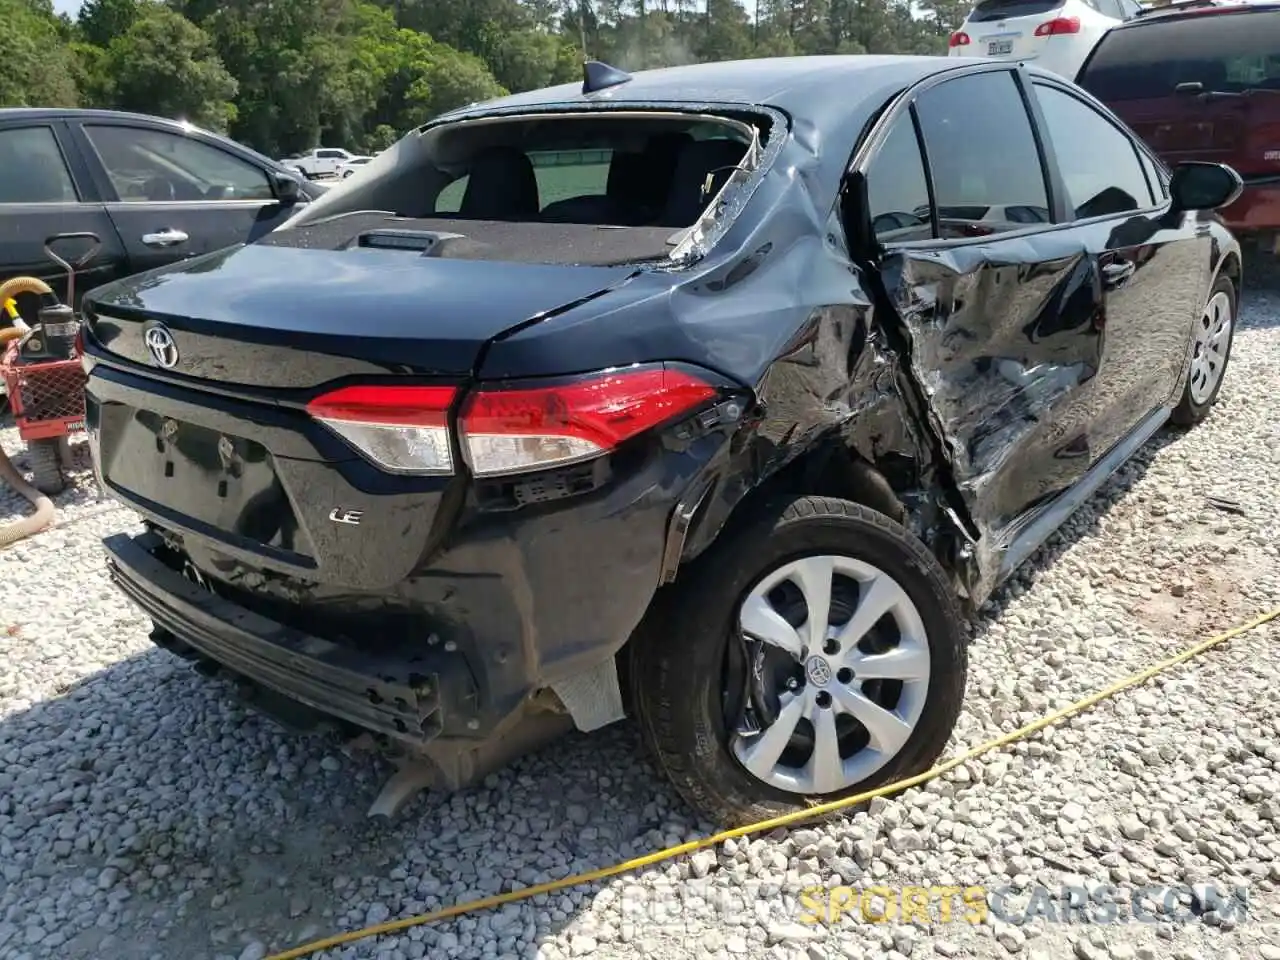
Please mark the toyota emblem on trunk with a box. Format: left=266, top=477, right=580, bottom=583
left=144, top=325, right=179, bottom=368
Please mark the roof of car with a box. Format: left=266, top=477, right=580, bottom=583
left=0, top=107, right=281, bottom=166
left=0, top=106, right=206, bottom=127
left=442, top=55, right=970, bottom=126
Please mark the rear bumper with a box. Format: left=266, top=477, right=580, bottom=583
left=106, top=531, right=458, bottom=744
left=100, top=429, right=728, bottom=744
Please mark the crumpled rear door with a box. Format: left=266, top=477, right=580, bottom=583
left=878, top=235, right=1108, bottom=540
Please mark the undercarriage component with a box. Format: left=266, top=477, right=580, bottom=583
left=548, top=654, right=626, bottom=732
left=108, top=532, right=469, bottom=745
left=358, top=706, right=576, bottom=818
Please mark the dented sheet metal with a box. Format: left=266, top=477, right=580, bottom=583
left=882, top=242, right=1103, bottom=534
left=875, top=210, right=1212, bottom=602
left=290, top=56, right=1233, bottom=613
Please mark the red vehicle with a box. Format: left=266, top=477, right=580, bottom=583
left=1075, top=0, right=1280, bottom=250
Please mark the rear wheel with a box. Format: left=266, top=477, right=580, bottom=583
left=1172, top=275, right=1236, bottom=426
left=27, top=437, right=64, bottom=495
left=630, top=495, right=967, bottom=826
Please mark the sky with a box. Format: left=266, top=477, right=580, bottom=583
left=53, top=0, right=83, bottom=15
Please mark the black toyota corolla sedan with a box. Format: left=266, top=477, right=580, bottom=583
left=80, top=55, right=1242, bottom=825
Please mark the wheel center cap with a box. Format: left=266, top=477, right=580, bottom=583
left=805, top=655, right=833, bottom=687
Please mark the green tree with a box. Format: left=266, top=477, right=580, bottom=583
left=69, top=40, right=111, bottom=107
left=414, top=42, right=508, bottom=122
left=697, top=0, right=755, bottom=62
left=191, top=0, right=357, bottom=155
left=77, top=0, right=141, bottom=48
left=101, top=5, right=238, bottom=130
left=0, top=0, right=81, bottom=108
left=490, top=29, right=578, bottom=93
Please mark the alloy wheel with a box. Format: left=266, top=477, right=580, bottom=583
left=1189, top=290, right=1233, bottom=406
left=730, top=554, right=932, bottom=795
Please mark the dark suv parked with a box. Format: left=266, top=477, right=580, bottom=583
left=1076, top=0, right=1280, bottom=251
left=82, top=57, right=1242, bottom=825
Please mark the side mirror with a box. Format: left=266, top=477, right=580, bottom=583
left=270, top=170, right=301, bottom=205
left=1169, top=161, right=1243, bottom=213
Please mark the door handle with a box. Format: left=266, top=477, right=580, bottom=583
left=1101, top=260, right=1136, bottom=288
left=141, top=229, right=189, bottom=248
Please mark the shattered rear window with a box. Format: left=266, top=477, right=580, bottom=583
left=280, top=110, right=775, bottom=267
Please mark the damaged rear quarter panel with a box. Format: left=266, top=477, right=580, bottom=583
left=659, top=141, right=955, bottom=574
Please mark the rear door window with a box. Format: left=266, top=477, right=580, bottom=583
left=1078, top=11, right=1280, bottom=101
left=914, top=70, right=1051, bottom=238
left=85, top=125, right=274, bottom=202
left=0, top=126, right=78, bottom=203
left=864, top=116, right=933, bottom=243
left=968, top=0, right=1065, bottom=21
left=1033, top=82, right=1155, bottom=217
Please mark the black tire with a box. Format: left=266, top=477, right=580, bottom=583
left=1171, top=274, right=1236, bottom=426
left=629, top=495, right=967, bottom=827
left=27, top=437, right=64, bottom=495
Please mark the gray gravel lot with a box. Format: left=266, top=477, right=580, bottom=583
left=2, top=269, right=1279, bottom=960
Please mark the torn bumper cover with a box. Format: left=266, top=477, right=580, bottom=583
left=101, top=419, right=725, bottom=744
left=105, top=531, right=462, bottom=745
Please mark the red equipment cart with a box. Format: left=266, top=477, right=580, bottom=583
left=0, top=234, right=100, bottom=495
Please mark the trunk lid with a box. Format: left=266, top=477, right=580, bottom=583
left=84, top=236, right=638, bottom=389
left=83, top=226, right=639, bottom=586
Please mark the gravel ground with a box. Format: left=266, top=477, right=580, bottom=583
left=2, top=268, right=1279, bottom=960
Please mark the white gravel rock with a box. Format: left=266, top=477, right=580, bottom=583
left=3, top=270, right=1280, bottom=959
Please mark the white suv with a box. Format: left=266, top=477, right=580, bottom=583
left=948, top=0, right=1143, bottom=80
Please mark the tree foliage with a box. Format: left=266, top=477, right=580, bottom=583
left=100, top=4, right=239, bottom=131
left=0, top=0, right=80, bottom=108
left=1, top=0, right=966, bottom=155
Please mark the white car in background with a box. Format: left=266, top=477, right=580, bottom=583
left=336, top=156, right=374, bottom=179
left=279, top=148, right=365, bottom=180
left=948, top=0, right=1144, bottom=80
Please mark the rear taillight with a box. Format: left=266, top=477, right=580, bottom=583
left=306, top=364, right=720, bottom=479
left=307, top=384, right=457, bottom=475
left=459, top=364, right=718, bottom=477
left=1034, top=16, right=1080, bottom=35
left=949, top=30, right=971, bottom=47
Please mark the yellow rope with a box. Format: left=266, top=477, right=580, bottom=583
left=266, top=603, right=1280, bottom=960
